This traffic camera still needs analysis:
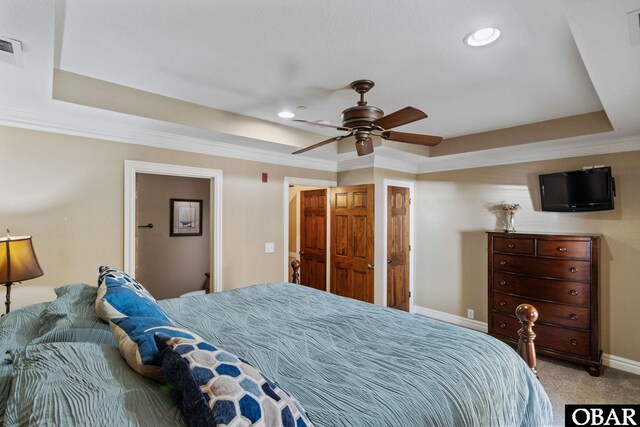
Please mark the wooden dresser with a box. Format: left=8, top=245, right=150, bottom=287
left=487, top=232, right=602, bottom=376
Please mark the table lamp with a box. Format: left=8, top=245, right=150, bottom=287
left=0, top=230, right=43, bottom=315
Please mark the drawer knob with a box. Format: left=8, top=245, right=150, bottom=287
left=499, top=301, right=507, bottom=307
left=499, top=261, right=506, bottom=266
left=570, top=290, right=579, bottom=296
left=569, top=267, right=577, bottom=273
left=499, top=323, right=507, bottom=329
left=507, top=243, right=515, bottom=248
left=570, top=339, right=578, bottom=346
left=569, top=314, right=578, bottom=321
left=499, top=280, right=507, bottom=286
left=558, top=246, right=568, bottom=252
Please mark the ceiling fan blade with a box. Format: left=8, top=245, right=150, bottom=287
left=372, top=107, right=428, bottom=130
left=292, top=135, right=346, bottom=155
left=355, top=138, right=374, bottom=156
left=381, top=131, right=443, bottom=146
left=293, top=119, right=350, bottom=132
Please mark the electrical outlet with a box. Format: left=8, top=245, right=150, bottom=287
left=467, top=309, right=475, bottom=319
left=265, top=242, right=275, bottom=253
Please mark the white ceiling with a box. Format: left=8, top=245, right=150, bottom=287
left=1, top=0, right=640, bottom=171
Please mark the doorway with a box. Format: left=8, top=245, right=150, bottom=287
left=124, top=161, right=223, bottom=293
left=284, top=177, right=336, bottom=288
left=136, top=173, right=210, bottom=299
left=297, top=188, right=328, bottom=291
left=383, top=180, right=414, bottom=311
left=284, top=179, right=379, bottom=304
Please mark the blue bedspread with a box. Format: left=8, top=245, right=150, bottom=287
left=160, top=283, right=553, bottom=426
left=1, top=282, right=552, bottom=426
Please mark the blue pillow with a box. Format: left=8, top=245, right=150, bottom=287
left=95, top=267, right=184, bottom=379
left=110, top=317, right=200, bottom=379
left=96, top=266, right=168, bottom=322
left=155, top=333, right=313, bottom=427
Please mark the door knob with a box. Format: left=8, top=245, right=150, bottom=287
left=366, top=264, right=375, bottom=270
left=387, top=259, right=392, bottom=264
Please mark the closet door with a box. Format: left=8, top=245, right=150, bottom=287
left=330, top=184, right=374, bottom=303
left=299, top=189, right=327, bottom=291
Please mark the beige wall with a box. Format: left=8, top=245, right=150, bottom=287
left=3, top=122, right=638, bottom=363
left=0, top=125, right=335, bottom=310
left=136, top=173, right=210, bottom=299
left=415, top=149, right=640, bottom=362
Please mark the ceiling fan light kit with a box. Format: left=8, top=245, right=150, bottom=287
left=292, top=79, right=442, bottom=157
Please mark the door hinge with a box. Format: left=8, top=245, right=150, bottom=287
left=409, top=244, right=412, bottom=251
left=409, top=197, right=412, bottom=205
left=409, top=291, right=412, bottom=298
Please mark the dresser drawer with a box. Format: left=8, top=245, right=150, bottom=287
left=537, top=240, right=591, bottom=260
left=493, top=254, right=591, bottom=282
left=493, top=272, right=590, bottom=306
left=492, top=312, right=591, bottom=356
left=493, top=236, right=535, bottom=255
left=492, top=292, right=590, bottom=330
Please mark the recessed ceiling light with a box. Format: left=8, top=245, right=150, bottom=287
left=464, top=28, right=501, bottom=47
left=278, top=111, right=295, bottom=119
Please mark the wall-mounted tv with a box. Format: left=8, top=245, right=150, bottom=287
left=539, top=167, right=615, bottom=212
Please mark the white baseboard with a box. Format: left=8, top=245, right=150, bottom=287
left=412, top=304, right=640, bottom=376
left=603, top=353, right=640, bottom=376
left=411, top=305, right=488, bottom=333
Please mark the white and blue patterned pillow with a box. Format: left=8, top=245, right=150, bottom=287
left=95, top=266, right=192, bottom=379
left=155, top=333, right=313, bottom=427
left=95, top=266, right=165, bottom=321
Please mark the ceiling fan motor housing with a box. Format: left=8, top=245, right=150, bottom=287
left=341, top=105, right=384, bottom=129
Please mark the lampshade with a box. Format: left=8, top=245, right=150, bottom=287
left=0, top=235, right=44, bottom=284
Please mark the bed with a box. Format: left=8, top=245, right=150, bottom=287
left=0, top=274, right=552, bottom=426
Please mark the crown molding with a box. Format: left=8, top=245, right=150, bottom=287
left=0, top=106, right=337, bottom=172
left=1, top=106, right=638, bottom=175
left=416, top=133, right=640, bottom=173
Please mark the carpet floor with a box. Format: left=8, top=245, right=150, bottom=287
left=537, top=356, right=640, bottom=426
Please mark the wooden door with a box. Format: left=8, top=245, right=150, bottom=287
left=387, top=186, right=410, bottom=311
left=299, top=189, right=327, bottom=291
left=330, top=184, right=374, bottom=303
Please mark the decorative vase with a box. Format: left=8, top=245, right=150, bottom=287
left=505, top=212, right=516, bottom=232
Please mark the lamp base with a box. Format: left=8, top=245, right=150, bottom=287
left=3, top=282, right=12, bottom=315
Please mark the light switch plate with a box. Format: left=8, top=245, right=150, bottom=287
left=265, top=242, right=275, bottom=253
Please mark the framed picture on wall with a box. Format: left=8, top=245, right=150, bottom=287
left=170, top=199, right=203, bottom=236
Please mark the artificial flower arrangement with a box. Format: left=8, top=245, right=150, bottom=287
left=502, top=203, right=520, bottom=232
left=502, top=203, right=520, bottom=213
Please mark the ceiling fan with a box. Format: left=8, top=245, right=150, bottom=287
left=292, top=79, right=443, bottom=156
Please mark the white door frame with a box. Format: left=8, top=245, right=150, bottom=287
left=283, top=177, right=337, bottom=286
left=124, top=160, right=223, bottom=292
left=382, top=179, right=415, bottom=309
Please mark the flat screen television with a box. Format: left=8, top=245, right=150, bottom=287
left=539, top=167, right=615, bottom=212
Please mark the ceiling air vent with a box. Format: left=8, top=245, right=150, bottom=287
left=0, top=36, right=23, bottom=67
